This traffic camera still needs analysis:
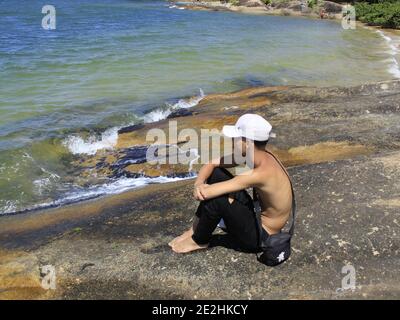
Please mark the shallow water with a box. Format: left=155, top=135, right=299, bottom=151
left=0, top=0, right=399, bottom=214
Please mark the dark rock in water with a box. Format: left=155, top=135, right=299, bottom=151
left=106, top=143, right=194, bottom=179
left=167, top=108, right=193, bottom=119
left=111, top=146, right=149, bottom=169
left=112, top=170, right=146, bottom=179
left=95, top=161, right=108, bottom=169
left=229, top=75, right=266, bottom=88
left=117, top=124, right=145, bottom=135
left=166, top=172, right=195, bottom=179
left=324, top=1, right=343, bottom=13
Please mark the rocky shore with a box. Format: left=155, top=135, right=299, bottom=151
left=171, top=0, right=344, bottom=20
left=1, top=80, right=400, bottom=299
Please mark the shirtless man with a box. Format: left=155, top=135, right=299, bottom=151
left=169, top=114, right=292, bottom=254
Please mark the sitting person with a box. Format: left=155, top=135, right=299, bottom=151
left=169, top=114, right=293, bottom=254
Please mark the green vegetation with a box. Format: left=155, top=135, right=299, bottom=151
left=307, top=0, right=319, bottom=9
left=354, top=1, right=400, bottom=29
left=228, top=0, right=240, bottom=5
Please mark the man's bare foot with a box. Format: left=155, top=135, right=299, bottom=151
left=171, top=234, right=208, bottom=253
left=168, top=228, right=194, bottom=247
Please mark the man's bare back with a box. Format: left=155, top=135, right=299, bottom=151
left=254, top=151, right=292, bottom=235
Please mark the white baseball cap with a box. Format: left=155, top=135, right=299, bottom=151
left=222, top=113, right=275, bottom=141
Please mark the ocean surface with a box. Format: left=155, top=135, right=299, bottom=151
left=0, top=0, right=399, bottom=215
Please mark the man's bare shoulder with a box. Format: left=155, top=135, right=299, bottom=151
left=254, top=151, right=287, bottom=184
left=251, top=165, right=272, bottom=187
left=257, top=152, right=277, bottom=172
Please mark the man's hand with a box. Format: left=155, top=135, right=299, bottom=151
left=193, top=183, right=209, bottom=201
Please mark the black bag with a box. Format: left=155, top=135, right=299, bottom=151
left=253, top=151, right=296, bottom=267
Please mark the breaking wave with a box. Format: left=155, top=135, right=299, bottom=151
left=2, top=90, right=206, bottom=215
left=377, top=30, right=400, bottom=79
left=63, top=89, right=205, bottom=155
left=63, top=127, right=120, bottom=156
left=2, top=175, right=194, bottom=215
left=143, top=88, right=204, bottom=123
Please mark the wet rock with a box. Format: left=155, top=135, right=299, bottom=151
left=113, top=146, right=149, bottom=166
left=117, top=124, right=145, bottom=135
left=166, top=108, right=194, bottom=119
left=70, top=80, right=400, bottom=181
left=324, top=1, right=343, bottom=14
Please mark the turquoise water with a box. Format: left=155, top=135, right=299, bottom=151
left=0, top=0, right=398, bottom=214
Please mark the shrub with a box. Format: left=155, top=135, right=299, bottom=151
left=355, top=2, right=400, bottom=28
left=307, top=0, right=318, bottom=9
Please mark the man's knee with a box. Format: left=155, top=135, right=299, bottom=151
left=203, top=196, right=225, bottom=214
left=207, top=167, right=232, bottom=184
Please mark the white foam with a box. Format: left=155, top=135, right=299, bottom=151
left=24, top=175, right=194, bottom=214
left=0, top=200, right=18, bottom=215
left=143, top=88, right=205, bottom=123
left=33, top=178, right=53, bottom=196
left=71, top=175, right=192, bottom=199
left=143, top=108, right=172, bottom=123
left=376, top=30, right=400, bottom=79
left=33, top=169, right=60, bottom=196
left=29, top=90, right=206, bottom=214
left=63, top=89, right=205, bottom=155
left=63, top=127, right=119, bottom=155
left=0, top=174, right=196, bottom=215
left=388, top=57, right=400, bottom=79
left=377, top=30, right=392, bottom=43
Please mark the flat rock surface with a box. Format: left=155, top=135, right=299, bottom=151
left=0, top=81, right=399, bottom=299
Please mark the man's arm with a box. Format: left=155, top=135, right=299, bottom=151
left=194, top=162, right=216, bottom=187
left=198, top=171, right=260, bottom=200
left=194, top=154, right=237, bottom=186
